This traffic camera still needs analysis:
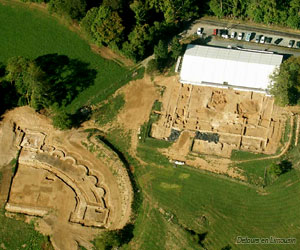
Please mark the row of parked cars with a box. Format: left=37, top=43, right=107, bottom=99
left=197, top=27, right=300, bottom=48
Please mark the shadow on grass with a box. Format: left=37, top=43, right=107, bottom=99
left=35, top=53, right=97, bottom=108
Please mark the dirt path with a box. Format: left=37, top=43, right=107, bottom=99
left=294, top=115, right=299, bottom=146
left=90, top=45, right=134, bottom=67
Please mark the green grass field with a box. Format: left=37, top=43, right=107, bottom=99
left=233, top=159, right=277, bottom=186
left=120, top=113, right=300, bottom=249
left=0, top=207, right=52, bottom=249
left=94, top=93, right=125, bottom=126
left=140, top=164, right=300, bottom=249
left=230, top=150, right=268, bottom=161
left=0, top=1, right=132, bottom=113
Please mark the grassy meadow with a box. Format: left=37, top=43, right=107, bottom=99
left=0, top=207, right=52, bottom=249
left=96, top=123, right=297, bottom=250
left=133, top=163, right=300, bottom=249
left=0, top=1, right=132, bottom=113
left=111, top=106, right=300, bottom=250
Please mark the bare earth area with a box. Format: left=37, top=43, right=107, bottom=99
left=116, top=75, right=160, bottom=155
left=145, top=76, right=289, bottom=178
left=0, top=107, right=133, bottom=250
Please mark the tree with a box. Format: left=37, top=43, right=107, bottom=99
left=263, top=0, right=279, bottom=24
left=122, top=24, right=152, bottom=61
left=102, top=0, right=125, bottom=11
left=154, top=40, right=168, bottom=60
left=130, top=0, right=148, bottom=24
left=93, top=230, right=121, bottom=250
left=246, top=0, right=280, bottom=24
left=246, top=0, right=264, bottom=22
left=5, top=56, right=49, bottom=110
left=51, top=110, right=73, bottom=130
left=209, top=0, right=226, bottom=18
left=232, top=0, right=247, bottom=18
left=91, top=6, right=125, bottom=46
left=149, top=0, right=199, bottom=24
left=170, top=36, right=182, bottom=59
left=80, top=7, right=98, bottom=40
left=48, top=0, right=87, bottom=20
left=287, top=0, right=300, bottom=28
left=146, top=58, right=159, bottom=74
left=269, top=56, right=300, bottom=106
left=269, top=160, right=292, bottom=176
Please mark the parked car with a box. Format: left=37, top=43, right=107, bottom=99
left=213, top=29, right=218, bottom=36
left=197, top=27, right=204, bottom=36
left=237, top=32, right=243, bottom=40
left=255, top=35, right=261, bottom=43
left=221, top=29, right=229, bottom=39
left=296, top=41, right=300, bottom=48
left=245, top=32, right=251, bottom=42
left=231, top=31, right=236, bottom=39
left=266, top=37, right=272, bottom=44
left=260, top=36, right=266, bottom=44
left=274, top=38, right=283, bottom=45
left=288, top=40, right=295, bottom=48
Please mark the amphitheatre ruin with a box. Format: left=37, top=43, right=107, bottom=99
left=0, top=107, right=133, bottom=250
left=151, top=83, right=289, bottom=159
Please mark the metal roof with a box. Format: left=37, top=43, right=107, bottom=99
left=184, top=44, right=283, bottom=66
left=180, top=45, right=283, bottom=92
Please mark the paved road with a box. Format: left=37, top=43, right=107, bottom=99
left=197, top=19, right=300, bottom=40
left=184, top=18, right=300, bottom=57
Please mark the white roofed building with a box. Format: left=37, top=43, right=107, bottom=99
left=180, top=44, right=283, bottom=94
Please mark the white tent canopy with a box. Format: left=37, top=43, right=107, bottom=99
left=180, top=45, right=283, bottom=93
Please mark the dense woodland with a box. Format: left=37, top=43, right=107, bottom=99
left=20, top=0, right=300, bottom=62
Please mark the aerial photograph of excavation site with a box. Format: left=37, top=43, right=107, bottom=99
left=1, top=1, right=300, bottom=250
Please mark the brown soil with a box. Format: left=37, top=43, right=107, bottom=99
left=0, top=165, right=13, bottom=206
left=0, top=107, right=133, bottom=250
left=116, top=75, right=160, bottom=154
left=152, top=80, right=287, bottom=158
left=186, top=156, right=245, bottom=180
left=162, top=131, right=195, bottom=161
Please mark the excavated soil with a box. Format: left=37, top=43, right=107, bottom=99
left=116, top=75, right=160, bottom=155
left=0, top=107, right=133, bottom=250
left=149, top=76, right=288, bottom=179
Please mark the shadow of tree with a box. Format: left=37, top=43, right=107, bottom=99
left=70, top=106, right=92, bottom=128
left=119, top=223, right=134, bottom=245
left=190, top=35, right=212, bottom=45
left=35, top=54, right=97, bottom=107
left=185, top=229, right=208, bottom=247
left=0, top=80, right=19, bottom=117
left=221, top=244, right=232, bottom=250
left=279, top=159, right=292, bottom=174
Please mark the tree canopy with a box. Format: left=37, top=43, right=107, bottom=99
left=1, top=54, right=96, bottom=130
left=22, top=0, right=300, bottom=63
left=49, top=0, right=87, bottom=20
left=269, top=160, right=293, bottom=176
left=91, top=6, right=125, bottom=46
left=269, top=56, right=300, bottom=106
